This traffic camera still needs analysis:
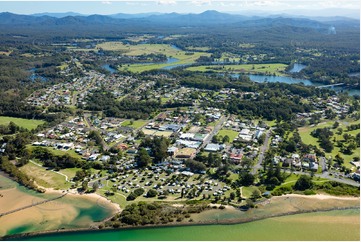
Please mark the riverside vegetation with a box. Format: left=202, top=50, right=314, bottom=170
left=0, top=10, right=359, bottom=238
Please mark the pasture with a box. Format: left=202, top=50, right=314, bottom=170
left=0, top=116, right=45, bottom=130
left=186, top=63, right=287, bottom=75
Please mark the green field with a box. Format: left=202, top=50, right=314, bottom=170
left=93, top=42, right=211, bottom=72
left=0, top=116, right=45, bottom=130
left=121, top=120, right=148, bottom=129
left=20, top=162, right=71, bottom=190
left=186, top=63, right=287, bottom=75
left=298, top=119, right=360, bottom=169
left=217, top=129, right=239, bottom=142
left=26, top=145, right=82, bottom=159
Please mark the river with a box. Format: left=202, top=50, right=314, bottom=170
left=20, top=209, right=360, bottom=241
left=0, top=174, right=117, bottom=237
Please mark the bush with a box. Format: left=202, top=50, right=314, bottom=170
left=294, top=175, right=313, bottom=191
left=133, top=188, right=145, bottom=196
left=126, top=192, right=137, bottom=201
left=146, top=189, right=158, bottom=197
left=304, top=189, right=316, bottom=195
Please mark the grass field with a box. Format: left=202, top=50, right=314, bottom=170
left=121, top=120, right=148, bottom=129
left=186, top=63, right=287, bottom=76
left=20, top=162, right=71, bottom=190
left=298, top=119, right=360, bottom=169
left=26, top=145, right=82, bottom=159
left=94, top=42, right=211, bottom=72
left=217, top=129, right=239, bottom=143
left=0, top=116, right=45, bottom=130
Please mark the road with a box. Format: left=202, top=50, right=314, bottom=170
left=319, top=156, right=328, bottom=172
left=252, top=129, right=272, bottom=175
left=286, top=170, right=360, bottom=187
left=198, top=115, right=228, bottom=151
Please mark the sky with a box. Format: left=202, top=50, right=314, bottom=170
left=0, top=0, right=359, bottom=17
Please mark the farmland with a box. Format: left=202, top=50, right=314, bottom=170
left=186, top=63, right=287, bottom=75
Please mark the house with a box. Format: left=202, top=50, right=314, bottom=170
left=230, top=152, right=243, bottom=163
left=282, top=158, right=293, bottom=167
left=204, top=143, right=222, bottom=152
left=175, top=148, right=196, bottom=159
left=303, top=154, right=317, bottom=163
left=167, top=146, right=178, bottom=156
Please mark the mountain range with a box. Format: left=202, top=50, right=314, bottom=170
left=0, top=10, right=358, bottom=37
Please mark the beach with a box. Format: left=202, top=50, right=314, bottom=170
left=0, top=184, right=120, bottom=237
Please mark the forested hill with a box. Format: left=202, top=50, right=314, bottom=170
left=0, top=11, right=358, bottom=52
left=0, top=11, right=358, bottom=31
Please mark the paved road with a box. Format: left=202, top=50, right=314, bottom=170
left=286, top=170, right=360, bottom=187
left=319, top=156, right=328, bottom=172
left=252, top=129, right=272, bottom=175
left=198, top=115, right=227, bottom=151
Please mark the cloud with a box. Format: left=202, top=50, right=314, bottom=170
left=192, top=0, right=212, bottom=6
left=101, top=1, right=112, bottom=5
left=157, top=0, right=177, bottom=5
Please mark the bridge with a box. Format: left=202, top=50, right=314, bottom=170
left=316, top=83, right=345, bottom=88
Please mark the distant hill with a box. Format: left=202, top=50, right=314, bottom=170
left=31, top=12, right=85, bottom=18
left=0, top=10, right=358, bottom=37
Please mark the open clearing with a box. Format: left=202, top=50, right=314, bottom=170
left=0, top=116, right=45, bottom=130
left=93, top=42, right=211, bottom=72
left=19, top=162, right=71, bottom=190
left=121, top=120, right=148, bottom=129
left=217, top=129, right=239, bottom=142
left=298, top=119, right=360, bottom=169
left=186, top=63, right=287, bottom=75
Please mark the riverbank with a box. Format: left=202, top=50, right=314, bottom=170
left=0, top=176, right=121, bottom=238
left=3, top=193, right=359, bottom=240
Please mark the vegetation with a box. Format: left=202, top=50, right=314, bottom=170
left=106, top=201, right=208, bottom=227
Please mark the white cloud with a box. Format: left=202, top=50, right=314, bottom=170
left=157, top=0, right=177, bottom=5
left=101, top=1, right=112, bottom=5
left=192, top=0, right=212, bottom=6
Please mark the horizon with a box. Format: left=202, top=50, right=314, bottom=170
left=0, top=1, right=359, bottom=19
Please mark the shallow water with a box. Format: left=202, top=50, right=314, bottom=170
left=0, top=174, right=115, bottom=236
left=21, top=209, right=360, bottom=241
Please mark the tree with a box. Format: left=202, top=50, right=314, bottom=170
left=250, top=188, right=261, bottom=201
left=334, top=153, right=344, bottom=166
left=136, top=148, right=152, bottom=168
left=81, top=180, right=88, bottom=191
left=222, top=135, right=230, bottom=144
left=230, top=192, right=236, bottom=200
left=146, top=189, right=158, bottom=198
left=238, top=172, right=255, bottom=186
left=294, top=175, right=313, bottom=191
left=92, top=182, right=99, bottom=191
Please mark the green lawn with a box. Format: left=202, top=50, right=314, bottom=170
left=217, top=129, right=239, bottom=142
left=121, top=120, right=148, bottom=129
left=20, top=162, right=71, bottom=190
left=95, top=42, right=211, bottom=72
left=298, top=119, right=360, bottom=169
left=97, top=189, right=127, bottom=208
left=0, top=116, right=45, bottom=130
left=186, top=63, right=287, bottom=76
left=26, top=145, right=82, bottom=159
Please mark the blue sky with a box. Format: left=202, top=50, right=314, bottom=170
left=0, top=1, right=359, bottom=16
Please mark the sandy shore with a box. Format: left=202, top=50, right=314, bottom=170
left=0, top=186, right=121, bottom=237
left=281, top=193, right=360, bottom=200
left=42, top=187, right=121, bottom=213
